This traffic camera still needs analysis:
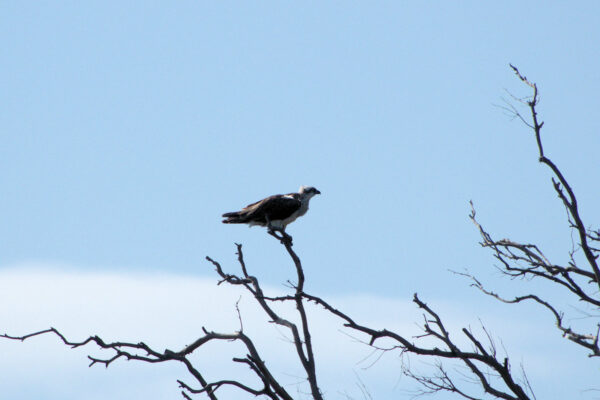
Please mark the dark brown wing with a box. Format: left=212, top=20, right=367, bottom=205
left=252, top=195, right=301, bottom=221
left=222, top=194, right=300, bottom=224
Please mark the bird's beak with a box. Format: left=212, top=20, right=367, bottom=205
left=315, top=189, right=321, bottom=195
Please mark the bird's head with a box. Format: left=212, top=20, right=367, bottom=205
left=299, top=186, right=321, bottom=199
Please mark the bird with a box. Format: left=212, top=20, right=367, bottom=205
left=222, top=186, right=321, bottom=231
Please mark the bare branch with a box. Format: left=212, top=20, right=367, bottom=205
left=1, top=316, right=295, bottom=399
left=454, top=270, right=600, bottom=357
left=509, top=64, right=600, bottom=290
left=304, top=291, right=531, bottom=400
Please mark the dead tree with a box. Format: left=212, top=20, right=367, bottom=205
left=1, top=227, right=535, bottom=399
left=1, top=230, right=537, bottom=400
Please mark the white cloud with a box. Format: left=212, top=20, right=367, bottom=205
left=0, top=264, right=597, bottom=400
left=0, top=264, right=411, bottom=400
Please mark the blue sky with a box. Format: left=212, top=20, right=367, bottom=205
left=2, top=2, right=600, bottom=399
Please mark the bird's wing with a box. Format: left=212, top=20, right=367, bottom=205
left=242, top=195, right=301, bottom=221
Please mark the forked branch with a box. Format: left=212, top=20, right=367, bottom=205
left=207, top=239, right=322, bottom=400
left=463, top=66, right=600, bottom=357
left=509, top=64, right=600, bottom=290
left=303, top=291, right=533, bottom=400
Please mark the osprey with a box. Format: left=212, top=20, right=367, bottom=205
left=222, top=186, right=321, bottom=230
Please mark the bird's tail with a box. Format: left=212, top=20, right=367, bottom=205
left=222, top=211, right=246, bottom=224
